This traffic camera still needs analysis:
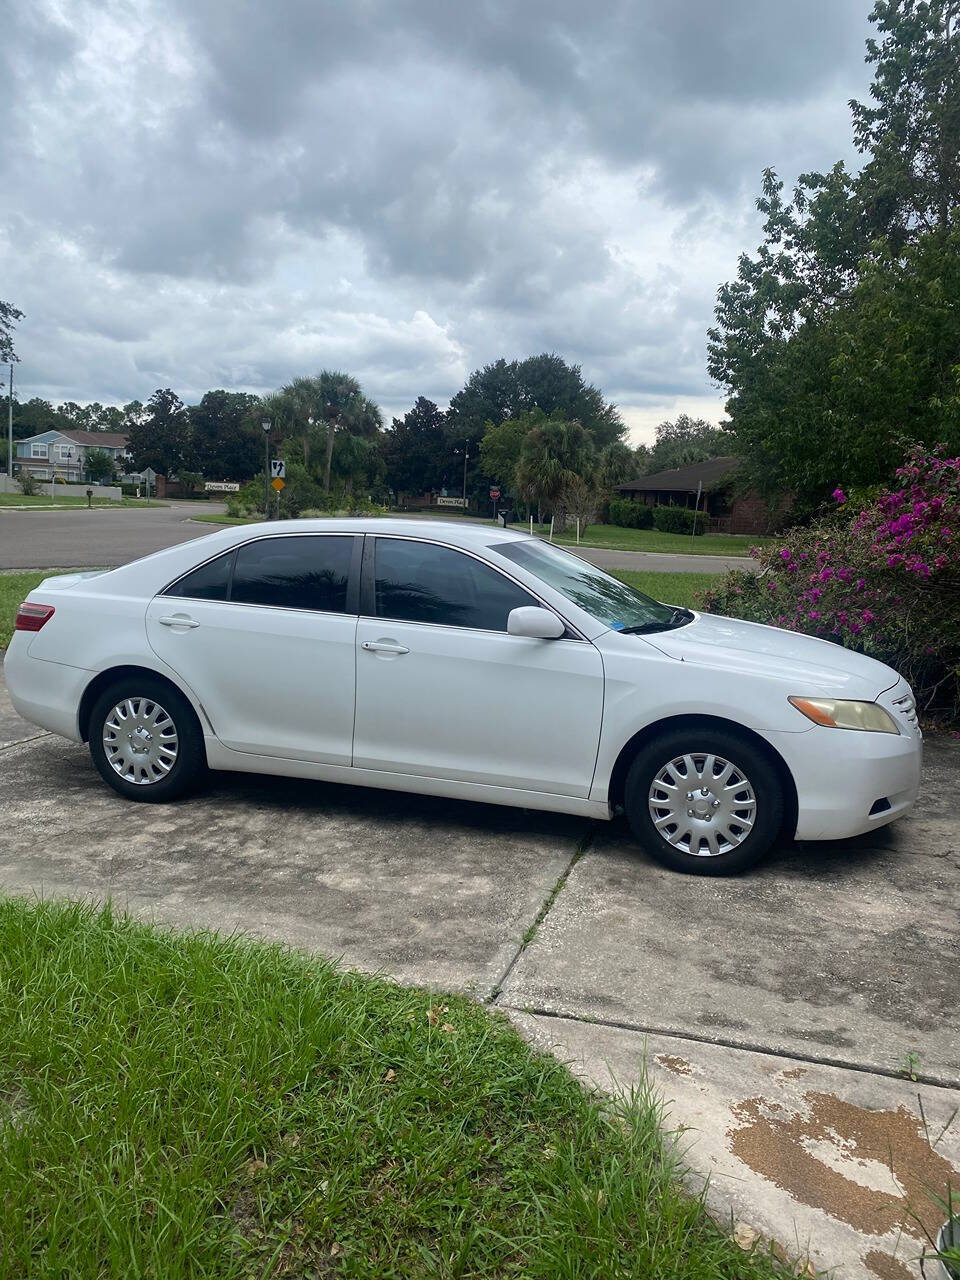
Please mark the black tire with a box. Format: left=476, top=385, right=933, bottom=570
left=624, top=726, right=783, bottom=876
left=88, top=675, right=207, bottom=803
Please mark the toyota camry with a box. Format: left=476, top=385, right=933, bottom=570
left=5, top=519, right=922, bottom=874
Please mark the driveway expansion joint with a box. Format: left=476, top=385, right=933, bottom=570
left=486, top=829, right=596, bottom=1004
left=0, top=731, right=50, bottom=751
left=498, top=1003, right=960, bottom=1092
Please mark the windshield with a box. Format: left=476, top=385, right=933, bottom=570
left=493, top=539, right=682, bottom=632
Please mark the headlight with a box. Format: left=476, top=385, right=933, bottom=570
left=788, top=696, right=900, bottom=734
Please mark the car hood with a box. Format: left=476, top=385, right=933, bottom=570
left=642, top=611, right=901, bottom=700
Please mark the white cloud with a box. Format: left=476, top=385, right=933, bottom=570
left=1, top=0, right=875, bottom=428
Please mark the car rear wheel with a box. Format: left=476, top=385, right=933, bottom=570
left=624, top=727, right=783, bottom=875
left=88, top=676, right=206, bottom=802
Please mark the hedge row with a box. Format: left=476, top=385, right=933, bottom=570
left=608, top=499, right=706, bottom=535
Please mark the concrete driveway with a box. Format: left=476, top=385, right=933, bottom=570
left=1, top=663, right=957, bottom=1278
left=0, top=505, right=749, bottom=573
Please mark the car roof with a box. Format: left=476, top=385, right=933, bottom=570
left=218, top=516, right=533, bottom=548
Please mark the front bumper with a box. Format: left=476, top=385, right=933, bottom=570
left=762, top=682, right=923, bottom=841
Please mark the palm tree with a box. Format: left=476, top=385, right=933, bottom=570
left=278, top=372, right=381, bottom=495
left=515, top=418, right=596, bottom=525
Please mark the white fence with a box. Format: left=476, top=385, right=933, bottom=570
left=0, top=476, right=122, bottom=500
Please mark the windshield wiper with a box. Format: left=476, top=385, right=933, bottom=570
left=619, top=607, right=694, bottom=636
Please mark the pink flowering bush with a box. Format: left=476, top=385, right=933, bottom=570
left=699, top=446, right=960, bottom=719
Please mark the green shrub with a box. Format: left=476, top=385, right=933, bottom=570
left=16, top=471, right=39, bottom=497
left=699, top=445, right=960, bottom=719
left=652, top=505, right=706, bottom=535
left=608, top=498, right=653, bottom=529
left=226, top=478, right=264, bottom=517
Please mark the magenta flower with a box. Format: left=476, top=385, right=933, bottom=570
left=832, top=487, right=847, bottom=504
left=780, top=548, right=792, bottom=561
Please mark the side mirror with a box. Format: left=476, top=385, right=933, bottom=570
left=507, top=606, right=565, bottom=639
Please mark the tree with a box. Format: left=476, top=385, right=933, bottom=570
left=126, top=389, right=194, bottom=476
left=708, top=1, right=960, bottom=497
left=55, top=402, right=128, bottom=433
left=84, top=449, right=115, bottom=483
left=449, top=354, right=624, bottom=449
left=190, top=390, right=263, bottom=480
left=0, top=300, right=23, bottom=365
left=597, top=441, right=640, bottom=491
left=647, top=415, right=729, bottom=473
left=478, top=409, right=545, bottom=495
left=381, top=397, right=450, bottom=495
left=8, top=398, right=67, bottom=440
left=273, top=372, right=381, bottom=496
left=515, top=418, right=597, bottom=524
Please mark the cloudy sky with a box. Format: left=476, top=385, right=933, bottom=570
left=2, top=0, right=874, bottom=443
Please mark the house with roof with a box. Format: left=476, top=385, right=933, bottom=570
left=617, top=456, right=785, bottom=534
left=12, top=430, right=131, bottom=484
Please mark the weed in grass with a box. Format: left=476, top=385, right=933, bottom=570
left=0, top=898, right=792, bottom=1279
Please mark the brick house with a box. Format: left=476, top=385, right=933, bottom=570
left=617, top=456, right=786, bottom=535
left=12, top=429, right=131, bottom=484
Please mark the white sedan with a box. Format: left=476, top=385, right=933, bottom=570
left=6, top=518, right=922, bottom=874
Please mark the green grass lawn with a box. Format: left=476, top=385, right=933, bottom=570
left=190, top=512, right=260, bottom=525
left=611, top=570, right=717, bottom=610
left=533, top=523, right=768, bottom=557
left=0, top=898, right=788, bottom=1279
left=191, top=509, right=766, bottom=558
left=0, top=493, right=166, bottom=509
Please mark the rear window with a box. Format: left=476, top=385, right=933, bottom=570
left=231, top=536, right=353, bottom=613
left=164, top=536, right=355, bottom=613
left=164, top=551, right=234, bottom=602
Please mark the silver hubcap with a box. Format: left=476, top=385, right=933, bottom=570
left=648, top=753, right=757, bottom=857
left=102, top=697, right=179, bottom=786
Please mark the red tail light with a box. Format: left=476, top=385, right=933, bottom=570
left=14, top=603, right=56, bottom=632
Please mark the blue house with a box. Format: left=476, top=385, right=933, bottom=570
left=13, top=429, right=130, bottom=484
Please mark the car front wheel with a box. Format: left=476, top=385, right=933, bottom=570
left=89, top=676, right=206, bottom=802
left=624, top=727, right=783, bottom=875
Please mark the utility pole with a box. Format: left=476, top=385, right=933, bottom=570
left=462, top=442, right=469, bottom=503
left=262, top=418, right=272, bottom=518
left=6, top=363, right=12, bottom=491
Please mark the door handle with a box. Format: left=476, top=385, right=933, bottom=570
left=361, top=640, right=409, bottom=655
left=158, top=615, right=200, bottom=629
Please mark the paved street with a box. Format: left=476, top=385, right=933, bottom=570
left=1, top=661, right=956, bottom=1278
left=0, top=501, right=227, bottom=569
left=0, top=504, right=751, bottom=573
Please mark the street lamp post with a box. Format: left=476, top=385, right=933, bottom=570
left=262, top=418, right=272, bottom=518
left=462, top=442, right=470, bottom=503
left=6, top=363, right=13, bottom=493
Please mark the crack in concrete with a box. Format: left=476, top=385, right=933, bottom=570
left=0, top=732, right=49, bottom=751
left=497, top=1003, right=960, bottom=1092
left=486, top=828, right=596, bottom=1003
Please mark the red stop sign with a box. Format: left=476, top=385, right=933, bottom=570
left=489, top=487, right=501, bottom=499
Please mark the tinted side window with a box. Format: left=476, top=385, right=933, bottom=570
left=374, top=538, right=535, bottom=631
left=232, top=536, right=354, bottom=612
left=164, top=550, right=234, bottom=601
